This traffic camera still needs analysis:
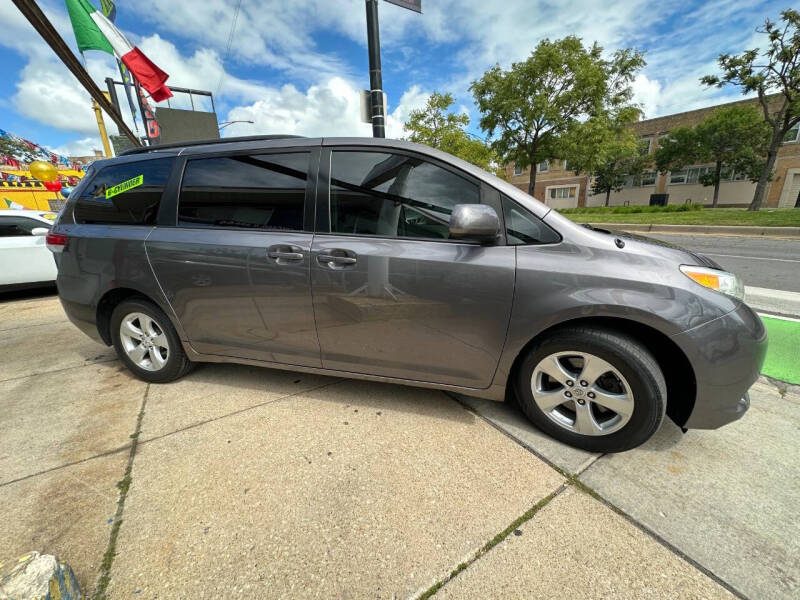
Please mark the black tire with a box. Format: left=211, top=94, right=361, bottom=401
left=110, top=298, right=193, bottom=383
left=514, top=326, right=666, bottom=453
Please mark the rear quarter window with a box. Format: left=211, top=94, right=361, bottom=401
left=74, top=158, right=173, bottom=225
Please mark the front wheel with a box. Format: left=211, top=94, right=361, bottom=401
left=110, top=298, right=193, bottom=383
left=515, top=327, right=666, bottom=453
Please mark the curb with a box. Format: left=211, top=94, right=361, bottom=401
left=745, top=286, right=800, bottom=318
left=588, top=223, right=800, bottom=239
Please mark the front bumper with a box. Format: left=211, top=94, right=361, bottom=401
left=672, top=301, right=767, bottom=429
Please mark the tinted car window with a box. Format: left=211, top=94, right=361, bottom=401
left=0, top=217, right=47, bottom=237
left=74, top=158, right=173, bottom=225
left=178, top=153, right=309, bottom=230
left=330, top=151, right=479, bottom=240
left=502, top=196, right=560, bottom=245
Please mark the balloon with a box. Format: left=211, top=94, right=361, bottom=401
left=44, top=180, right=62, bottom=192
left=30, top=160, right=58, bottom=182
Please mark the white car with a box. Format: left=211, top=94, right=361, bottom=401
left=0, top=210, right=58, bottom=291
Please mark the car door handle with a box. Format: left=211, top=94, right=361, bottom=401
left=267, top=245, right=304, bottom=263
left=318, top=255, right=356, bottom=264
left=317, top=250, right=357, bottom=268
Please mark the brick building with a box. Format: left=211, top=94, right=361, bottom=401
left=503, top=96, right=800, bottom=209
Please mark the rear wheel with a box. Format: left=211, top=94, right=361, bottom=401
left=515, top=327, right=666, bottom=453
left=110, top=298, right=193, bottom=383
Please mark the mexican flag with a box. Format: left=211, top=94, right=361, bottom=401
left=64, top=0, right=172, bottom=102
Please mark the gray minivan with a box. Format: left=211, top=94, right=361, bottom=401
left=48, top=135, right=767, bottom=452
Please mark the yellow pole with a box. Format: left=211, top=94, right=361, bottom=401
left=92, top=92, right=113, bottom=157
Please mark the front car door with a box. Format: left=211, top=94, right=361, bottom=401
left=146, top=146, right=321, bottom=366
left=310, top=147, right=515, bottom=388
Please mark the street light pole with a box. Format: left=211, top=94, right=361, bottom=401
left=365, top=0, right=385, bottom=138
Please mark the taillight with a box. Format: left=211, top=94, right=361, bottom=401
left=46, top=232, right=67, bottom=253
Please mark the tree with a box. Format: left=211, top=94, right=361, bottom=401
left=701, top=9, right=800, bottom=211
left=655, top=106, right=770, bottom=207
left=470, top=36, right=644, bottom=195
left=403, top=92, right=497, bottom=172
left=559, top=106, right=650, bottom=206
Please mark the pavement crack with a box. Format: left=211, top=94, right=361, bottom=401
left=413, top=484, right=568, bottom=600
left=92, top=383, right=150, bottom=600
left=567, top=475, right=751, bottom=600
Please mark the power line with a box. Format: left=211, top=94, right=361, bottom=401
left=215, top=0, right=243, bottom=101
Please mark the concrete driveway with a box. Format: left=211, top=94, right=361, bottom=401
left=1, top=293, right=797, bottom=599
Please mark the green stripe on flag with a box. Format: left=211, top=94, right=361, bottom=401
left=65, top=0, right=113, bottom=54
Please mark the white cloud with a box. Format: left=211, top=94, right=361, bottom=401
left=51, top=137, right=102, bottom=157
left=222, top=78, right=429, bottom=139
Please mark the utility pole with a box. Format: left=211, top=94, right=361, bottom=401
left=365, top=0, right=385, bottom=138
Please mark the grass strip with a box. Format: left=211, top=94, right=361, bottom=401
left=563, top=207, right=800, bottom=226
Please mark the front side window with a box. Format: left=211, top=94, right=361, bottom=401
left=537, top=160, right=549, bottom=173
left=502, top=196, right=560, bottom=245
left=0, top=217, right=46, bottom=237
left=329, top=151, right=479, bottom=240
left=75, top=158, right=173, bottom=225
left=178, top=152, right=309, bottom=230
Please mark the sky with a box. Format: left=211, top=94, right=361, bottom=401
left=0, top=0, right=789, bottom=157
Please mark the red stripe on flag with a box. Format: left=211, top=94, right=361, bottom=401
left=121, top=47, right=172, bottom=101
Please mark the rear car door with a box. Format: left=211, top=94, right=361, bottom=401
left=146, top=148, right=321, bottom=366
left=0, top=215, right=56, bottom=286
left=310, top=147, right=515, bottom=388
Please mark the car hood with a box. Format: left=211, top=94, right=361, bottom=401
left=591, top=225, right=723, bottom=269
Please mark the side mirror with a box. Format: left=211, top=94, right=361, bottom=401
left=449, top=204, right=500, bottom=243
left=31, top=227, right=50, bottom=237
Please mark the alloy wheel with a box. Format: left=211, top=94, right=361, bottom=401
left=531, top=351, right=634, bottom=436
left=119, top=312, right=170, bottom=372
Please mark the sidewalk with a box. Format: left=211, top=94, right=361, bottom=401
left=1, top=295, right=798, bottom=599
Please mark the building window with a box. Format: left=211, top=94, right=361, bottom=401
left=685, top=166, right=714, bottom=184
left=537, top=160, right=549, bottom=173
left=513, top=164, right=523, bottom=176
left=549, top=186, right=577, bottom=200
left=669, top=169, right=688, bottom=184
left=641, top=171, right=657, bottom=186
left=638, top=137, right=652, bottom=155
left=564, top=160, right=577, bottom=172
left=783, top=122, right=799, bottom=143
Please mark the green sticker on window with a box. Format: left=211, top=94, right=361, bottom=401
left=105, top=174, right=143, bottom=199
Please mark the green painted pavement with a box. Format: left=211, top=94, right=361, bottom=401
left=761, top=316, right=800, bottom=385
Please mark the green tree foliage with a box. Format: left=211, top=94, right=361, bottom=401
left=702, top=9, right=800, bottom=211
left=655, top=106, right=770, bottom=207
left=560, top=106, right=650, bottom=206
left=470, top=36, right=645, bottom=195
left=403, top=92, right=498, bottom=173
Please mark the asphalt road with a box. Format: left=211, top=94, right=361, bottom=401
left=650, top=233, right=800, bottom=293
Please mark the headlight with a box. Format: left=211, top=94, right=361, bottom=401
left=680, top=265, right=744, bottom=301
